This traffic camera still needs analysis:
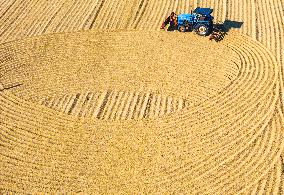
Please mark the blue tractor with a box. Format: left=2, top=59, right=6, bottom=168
left=162, top=7, right=214, bottom=36
left=178, top=7, right=214, bottom=35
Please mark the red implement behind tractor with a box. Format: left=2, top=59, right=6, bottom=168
left=160, top=12, right=178, bottom=30
left=209, top=24, right=227, bottom=42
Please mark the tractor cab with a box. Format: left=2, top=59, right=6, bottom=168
left=193, top=7, right=214, bottom=21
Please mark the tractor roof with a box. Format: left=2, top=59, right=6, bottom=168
left=193, top=7, right=213, bottom=16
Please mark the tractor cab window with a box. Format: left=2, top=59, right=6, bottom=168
left=196, top=14, right=205, bottom=20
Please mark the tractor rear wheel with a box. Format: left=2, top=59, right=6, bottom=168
left=194, top=24, right=210, bottom=36
left=178, top=25, right=186, bottom=32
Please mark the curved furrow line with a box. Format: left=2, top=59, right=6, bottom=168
left=62, top=0, right=94, bottom=32
left=247, top=156, right=281, bottom=194
left=110, top=0, right=126, bottom=30
left=49, top=0, right=79, bottom=33
left=161, top=39, right=276, bottom=142
left=205, top=113, right=283, bottom=194
left=152, top=0, right=170, bottom=30
left=0, top=107, right=84, bottom=147
left=184, top=0, right=191, bottom=14
left=258, top=0, right=284, bottom=110
left=160, top=62, right=278, bottom=168
left=257, top=0, right=271, bottom=49
left=0, top=114, right=78, bottom=146
left=82, top=0, right=105, bottom=30
left=161, top=36, right=276, bottom=143
left=0, top=164, right=84, bottom=192
left=117, top=0, right=137, bottom=29
left=32, top=1, right=65, bottom=35
left=1, top=0, right=44, bottom=39
left=264, top=0, right=276, bottom=52
left=154, top=89, right=277, bottom=192
left=0, top=124, right=61, bottom=153
left=59, top=0, right=89, bottom=31
left=142, top=0, right=161, bottom=30
left=143, top=34, right=278, bottom=187
left=77, top=0, right=101, bottom=30
left=37, top=2, right=69, bottom=34
left=11, top=0, right=51, bottom=38
left=0, top=135, right=93, bottom=173
left=158, top=89, right=277, bottom=179
left=155, top=120, right=269, bottom=193
left=158, top=37, right=262, bottom=125
left=136, top=0, right=157, bottom=30
left=0, top=0, right=27, bottom=33
left=96, top=0, right=117, bottom=30
left=0, top=0, right=39, bottom=39
left=0, top=0, right=17, bottom=21
left=0, top=95, right=78, bottom=133
left=180, top=40, right=276, bottom=146
left=161, top=54, right=272, bottom=139
left=0, top=33, right=276, bottom=151
left=124, top=0, right=144, bottom=29
left=54, top=0, right=83, bottom=32
left=103, top=1, right=123, bottom=30
left=200, top=118, right=283, bottom=194
left=267, top=159, right=282, bottom=194
left=237, top=111, right=284, bottom=194
left=68, top=0, right=96, bottom=31
left=130, top=0, right=149, bottom=29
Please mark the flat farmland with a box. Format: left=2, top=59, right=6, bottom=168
left=0, top=0, right=283, bottom=194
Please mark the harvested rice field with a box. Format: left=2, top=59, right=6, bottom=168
left=0, top=0, right=284, bottom=194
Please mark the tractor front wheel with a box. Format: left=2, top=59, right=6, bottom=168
left=178, top=25, right=186, bottom=32
left=194, top=24, right=210, bottom=36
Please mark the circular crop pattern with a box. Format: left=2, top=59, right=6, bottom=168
left=0, top=30, right=282, bottom=194
left=0, top=31, right=238, bottom=119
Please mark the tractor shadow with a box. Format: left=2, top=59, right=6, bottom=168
left=167, top=25, right=178, bottom=31
left=212, top=20, right=244, bottom=42
left=223, top=20, right=244, bottom=32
